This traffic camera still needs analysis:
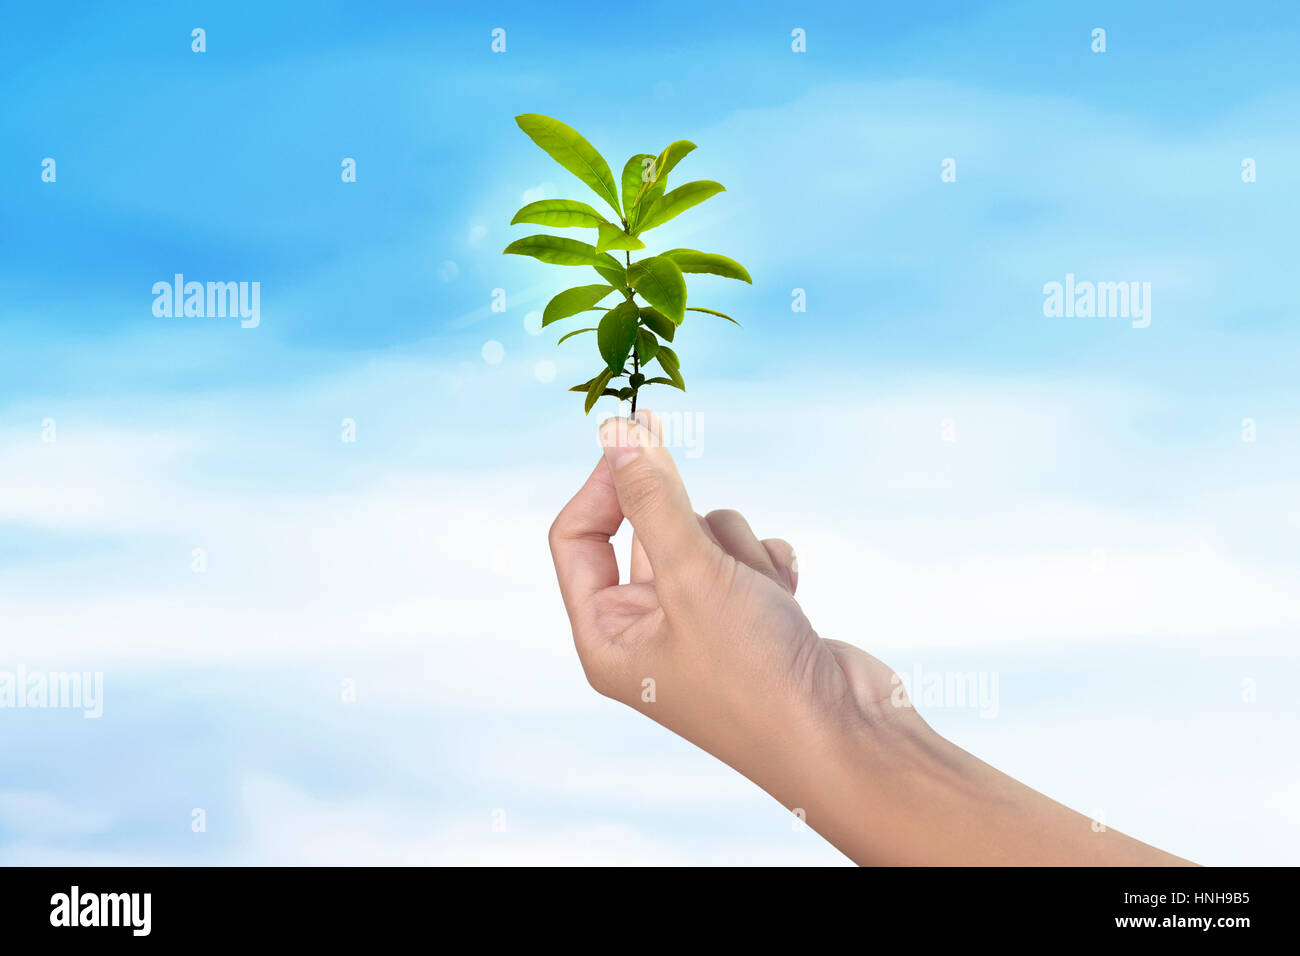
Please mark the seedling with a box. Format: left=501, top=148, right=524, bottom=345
left=504, top=114, right=750, bottom=414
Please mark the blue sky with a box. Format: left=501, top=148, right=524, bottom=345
left=1, top=1, right=1298, bottom=864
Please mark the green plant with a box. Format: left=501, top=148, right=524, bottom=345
left=504, top=114, right=750, bottom=414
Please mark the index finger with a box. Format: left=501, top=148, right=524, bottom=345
left=548, top=457, right=623, bottom=629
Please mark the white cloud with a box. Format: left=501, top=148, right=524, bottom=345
left=234, top=775, right=846, bottom=866
left=520, top=182, right=555, bottom=205
left=0, top=790, right=115, bottom=840
left=3, top=365, right=1299, bottom=670
left=2, top=359, right=1297, bottom=865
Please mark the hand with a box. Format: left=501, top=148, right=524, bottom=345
left=548, top=411, right=915, bottom=818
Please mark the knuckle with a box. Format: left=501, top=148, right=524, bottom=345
left=574, top=647, right=611, bottom=696
left=581, top=662, right=609, bottom=696
left=663, top=546, right=734, bottom=605
left=578, top=654, right=621, bottom=701
left=619, top=465, right=669, bottom=519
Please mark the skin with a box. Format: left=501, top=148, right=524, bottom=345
left=549, top=410, right=1194, bottom=866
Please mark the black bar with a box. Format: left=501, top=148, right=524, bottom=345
left=0, top=865, right=1282, bottom=941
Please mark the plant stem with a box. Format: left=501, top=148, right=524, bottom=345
left=626, top=248, right=638, bottom=415
left=631, top=349, right=639, bottom=415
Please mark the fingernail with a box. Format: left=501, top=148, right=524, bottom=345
left=790, top=552, right=799, bottom=575
left=632, top=409, right=662, bottom=444
left=600, top=418, right=642, bottom=470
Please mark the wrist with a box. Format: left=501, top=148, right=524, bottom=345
left=812, top=706, right=951, bottom=864
left=738, top=697, right=939, bottom=864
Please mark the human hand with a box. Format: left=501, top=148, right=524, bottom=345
left=548, top=411, right=918, bottom=813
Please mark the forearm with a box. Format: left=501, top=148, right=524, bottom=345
left=774, top=709, right=1195, bottom=866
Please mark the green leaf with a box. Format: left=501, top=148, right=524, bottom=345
left=504, top=235, right=611, bottom=268
left=593, top=259, right=627, bottom=288
left=686, top=306, right=741, bottom=326
left=627, top=256, right=687, bottom=325
left=617, top=386, right=635, bottom=401
left=635, top=328, right=659, bottom=364
left=637, top=307, right=675, bottom=342
left=557, top=327, right=597, bottom=344
left=569, top=372, right=605, bottom=392
left=597, top=300, right=639, bottom=374
left=661, top=249, right=751, bottom=283
left=595, top=223, right=645, bottom=253
left=515, top=114, right=622, bottom=215
left=636, top=181, right=726, bottom=233
left=632, top=140, right=696, bottom=227
left=652, top=345, right=686, bottom=390
left=510, top=199, right=609, bottom=229
left=584, top=368, right=615, bottom=413
left=621, top=154, right=655, bottom=220
left=655, top=344, right=680, bottom=373
left=645, top=375, right=686, bottom=392
left=542, top=284, right=617, bottom=327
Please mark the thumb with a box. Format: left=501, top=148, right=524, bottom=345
left=599, top=410, right=712, bottom=574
